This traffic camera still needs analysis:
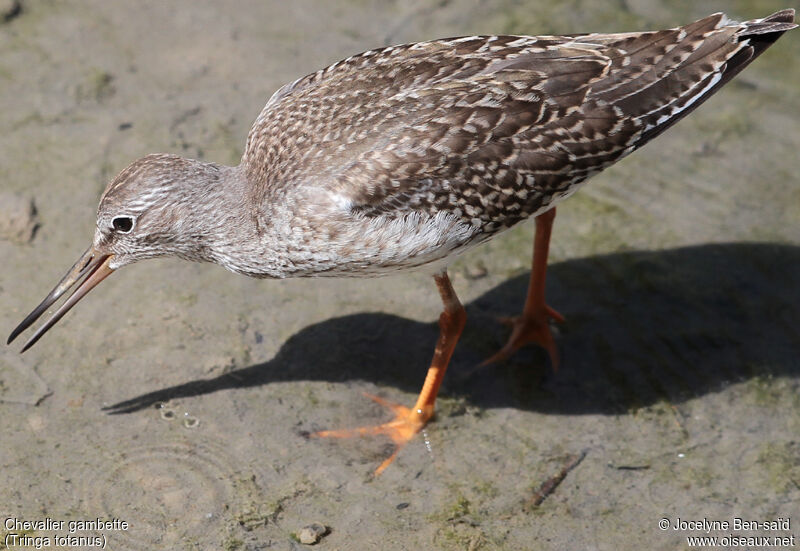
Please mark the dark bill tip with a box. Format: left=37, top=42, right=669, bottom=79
left=8, top=248, right=114, bottom=352
left=7, top=296, right=55, bottom=345
left=7, top=246, right=96, bottom=345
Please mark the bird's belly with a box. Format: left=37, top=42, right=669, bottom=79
left=269, top=210, right=481, bottom=277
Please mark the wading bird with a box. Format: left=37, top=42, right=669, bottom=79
left=8, top=10, right=796, bottom=474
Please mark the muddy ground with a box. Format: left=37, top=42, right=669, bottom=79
left=0, top=1, right=798, bottom=549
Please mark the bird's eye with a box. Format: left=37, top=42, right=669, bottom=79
left=112, top=216, right=134, bottom=233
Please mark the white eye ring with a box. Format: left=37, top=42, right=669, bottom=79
left=112, top=216, right=135, bottom=233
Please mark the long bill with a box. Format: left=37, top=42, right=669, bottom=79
left=7, top=247, right=115, bottom=352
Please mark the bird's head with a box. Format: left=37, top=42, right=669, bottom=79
left=94, top=153, right=229, bottom=267
left=8, top=153, right=230, bottom=351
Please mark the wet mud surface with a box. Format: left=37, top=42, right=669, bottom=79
left=1, top=1, right=798, bottom=549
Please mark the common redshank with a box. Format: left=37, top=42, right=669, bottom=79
left=8, top=10, right=796, bottom=474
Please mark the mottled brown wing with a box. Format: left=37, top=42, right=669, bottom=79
left=243, top=35, right=608, bottom=195
left=244, top=10, right=795, bottom=235
left=329, top=51, right=628, bottom=233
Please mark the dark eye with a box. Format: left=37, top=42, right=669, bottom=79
left=112, top=216, right=134, bottom=233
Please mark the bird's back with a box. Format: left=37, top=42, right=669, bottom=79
left=237, top=10, right=794, bottom=276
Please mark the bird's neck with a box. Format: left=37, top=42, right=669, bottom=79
left=187, top=163, right=260, bottom=272
left=205, top=163, right=349, bottom=279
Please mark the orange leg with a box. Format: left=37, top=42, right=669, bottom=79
left=313, top=271, right=466, bottom=475
left=483, top=207, right=564, bottom=370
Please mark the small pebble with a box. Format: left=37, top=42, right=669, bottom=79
left=298, top=523, right=328, bottom=545
left=0, top=192, right=38, bottom=244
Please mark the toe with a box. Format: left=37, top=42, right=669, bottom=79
left=545, top=305, right=565, bottom=323
left=311, top=393, right=433, bottom=475
left=484, top=308, right=561, bottom=369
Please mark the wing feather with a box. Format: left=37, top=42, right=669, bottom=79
left=242, top=10, right=795, bottom=236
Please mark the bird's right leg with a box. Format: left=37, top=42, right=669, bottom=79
left=483, top=207, right=564, bottom=370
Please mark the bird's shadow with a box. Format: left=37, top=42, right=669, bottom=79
left=105, top=243, right=800, bottom=415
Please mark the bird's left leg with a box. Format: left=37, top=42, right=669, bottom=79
left=313, top=271, right=466, bottom=475
left=483, top=207, right=564, bottom=370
